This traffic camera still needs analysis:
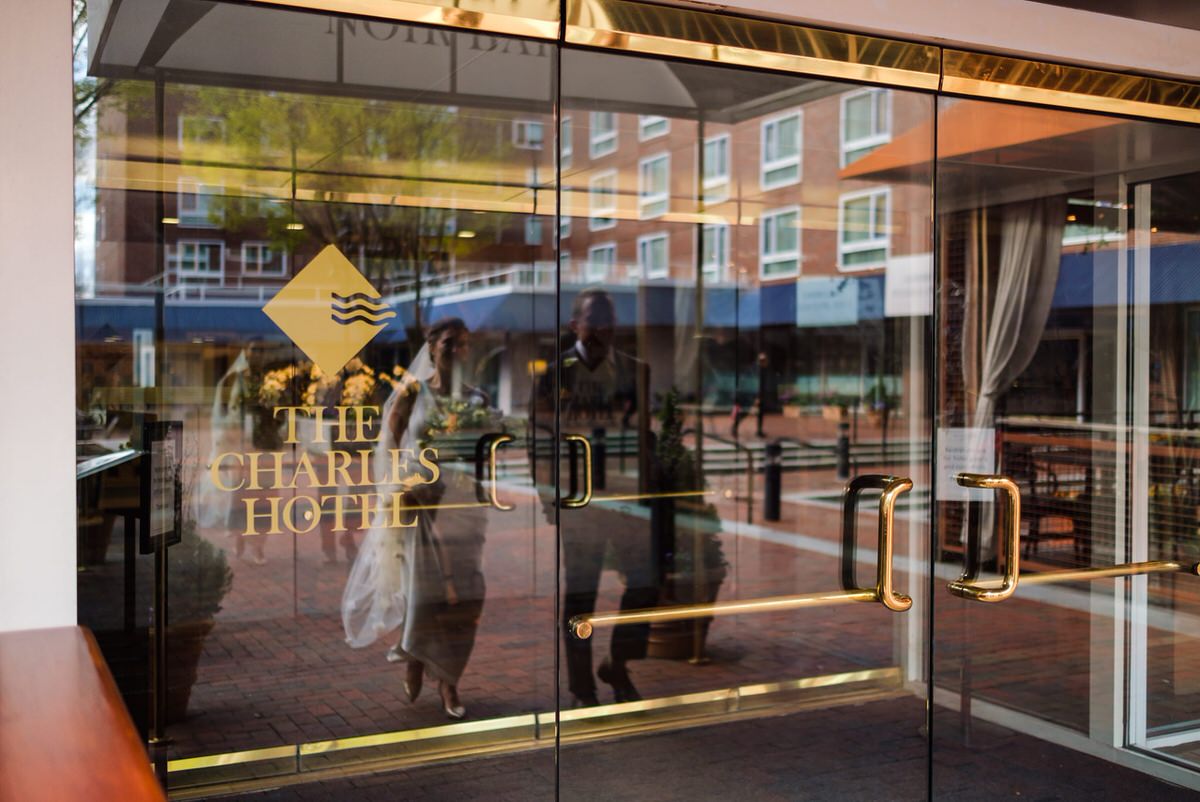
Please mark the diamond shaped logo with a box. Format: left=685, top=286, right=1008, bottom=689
left=263, top=245, right=396, bottom=374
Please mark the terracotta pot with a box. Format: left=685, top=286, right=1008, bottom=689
left=822, top=405, right=847, bottom=422
left=646, top=578, right=724, bottom=661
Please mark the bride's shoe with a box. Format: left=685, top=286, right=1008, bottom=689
left=403, top=660, right=424, bottom=703
left=439, top=681, right=466, bottom=720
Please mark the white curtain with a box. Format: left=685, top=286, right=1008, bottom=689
left=966, top=196, right=1067, bottom=554
left=972, top=196, right=1068, bottom=429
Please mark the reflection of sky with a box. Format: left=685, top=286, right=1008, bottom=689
left=74, top=13, right=96, bottom=299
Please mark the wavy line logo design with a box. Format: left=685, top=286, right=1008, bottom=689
left=262, top=245, right=395, bottom=375
left=330, top=292, right=397, bottom=327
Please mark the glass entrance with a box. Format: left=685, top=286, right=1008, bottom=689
left=549, top=47, right=934, bottom=798
left=930, top=98, right=1200, bottom=796
left=76, top=1, right=559, bottom=790
left=73, top=1, right=1200, bottom=798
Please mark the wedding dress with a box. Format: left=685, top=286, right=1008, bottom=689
left=341, top=344, right=488, bottom=686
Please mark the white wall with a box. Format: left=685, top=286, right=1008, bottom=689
left=712, top=0, right=1200, bottom=80
left=0, top=1, right=76, bottom=631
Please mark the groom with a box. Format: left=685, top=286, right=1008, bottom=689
left=536, top=288, right=656, bottom=707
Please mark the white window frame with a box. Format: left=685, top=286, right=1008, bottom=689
left=177, top=177, right=219, bottom=228
left=240, top=241, right=285, bottom=276
left=840, top=88, right=892, bottom=168
left=560, top=115, right=573, bottom=169
left=178, top=115, right=225, bottom=149
left=169, top=239, right=225, bottom=280
left=588, top=169, right=617, bottom=231
left=176, top=117, right=225, bottom=227
left=760, top=205, right=801, bottom=279
left=760, top=110, right=803, bottom=191
left=637, top=232, right=670, bottom=280
left=638, top=152, right=670, bottom=220
left=560, top=215, right=572, bottom=240
left=837, top=187, right=890, bottom=272
left=700, top=222, right=730, bottom=282
left=524, top=216, right=544, bottom=245
left=586, top=242, right=617, bottom=283
left=638, top=115, right=670, bottom=141
left=702, top=133, right=730, bottom=205
left=589, top=111, right=617, bottom=158
left=512, top=119, right=545, bottom=150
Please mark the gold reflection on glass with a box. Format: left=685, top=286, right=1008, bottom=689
left=942, top=49, right=1200, bottom=124
left=566, top=0, right=940, bottom=89
left=167, top=667, right=900, bottom=782
left=246, top=0, right=560, bottom=39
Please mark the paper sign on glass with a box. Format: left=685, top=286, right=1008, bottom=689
left=936, top=427, right=995, bottom=501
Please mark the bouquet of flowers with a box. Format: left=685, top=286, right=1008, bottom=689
left=423, top=396, right=499, bottom=441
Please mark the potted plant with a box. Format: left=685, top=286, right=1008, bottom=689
left=865, top=378, right=891, bottom=426
left=167, top=521, right=233, bottom=723
left=648, top=390, right=728, bottom=661
left=821, top=393, right=851, bottom=422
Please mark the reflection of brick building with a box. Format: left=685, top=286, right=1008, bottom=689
left=528, top=87, right=931, bottom=291
left=87, top=59, right=934, bottom=413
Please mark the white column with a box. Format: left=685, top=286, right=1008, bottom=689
left=0, top=2, right=76, bottom=631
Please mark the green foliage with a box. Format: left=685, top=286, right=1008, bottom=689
left=179, top=85, right=509, bottom=288
left=655, top=389, right=727, bottom=589
left=170, top=523, right=233, bottom=624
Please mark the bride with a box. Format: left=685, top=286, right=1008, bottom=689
left=342, top=317, right=490, bottom=720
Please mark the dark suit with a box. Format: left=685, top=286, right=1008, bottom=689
left=535, top=345, right=657, bottom=698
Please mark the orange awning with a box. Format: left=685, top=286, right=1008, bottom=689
left=840, top=99, right=1123, bottom=181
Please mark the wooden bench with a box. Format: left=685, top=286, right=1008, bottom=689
left=0, top=626, right=164, bottom=801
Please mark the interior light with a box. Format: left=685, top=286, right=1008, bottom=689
left=1066, top=214, right=1077, bottom=222
left=161, top=217, right=179, bottom=225
left=1151, top=226, right=1159, bottom=233
left=286, top=222, right=304, bottom=231
left=458, top=230, right=477, bottom=239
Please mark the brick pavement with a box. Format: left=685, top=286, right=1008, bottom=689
left=168, top=468, right=906, bottom=758
left=157, top=450, right=1200, bottom=780
left=75, top=405, right=1200, bottom=795
left=163, top=457, right=922, bottom=759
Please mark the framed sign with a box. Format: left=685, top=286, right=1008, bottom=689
left=140, top=420, right=183, bottom=554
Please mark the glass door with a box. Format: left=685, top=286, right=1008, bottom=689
left=930, top=96, right=1200, bottom=796
left=553, top=47, right=935, bottom=797
left=76, top=1, right=559, bottom=792
left=76, top=1, right=1200, bottom=798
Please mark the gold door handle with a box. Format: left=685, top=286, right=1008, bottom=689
left=842, top=474, right=914, bottom=612
left=487, top=434, right=514, bottom=511
left=947, top=473, right=1022, bottom=603
left=570, top=474, right=914, bottom=639
left=562, top=434, right=593, bottom=509
left=946, top=473, right=1200, bottom=603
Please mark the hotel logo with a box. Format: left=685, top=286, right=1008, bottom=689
left=263, top=245, right=396, bottom=373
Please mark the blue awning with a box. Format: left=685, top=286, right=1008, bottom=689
left=82, top=244, right=1199, bottom=347
left=1052, top=242, right=1200, bottom=309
